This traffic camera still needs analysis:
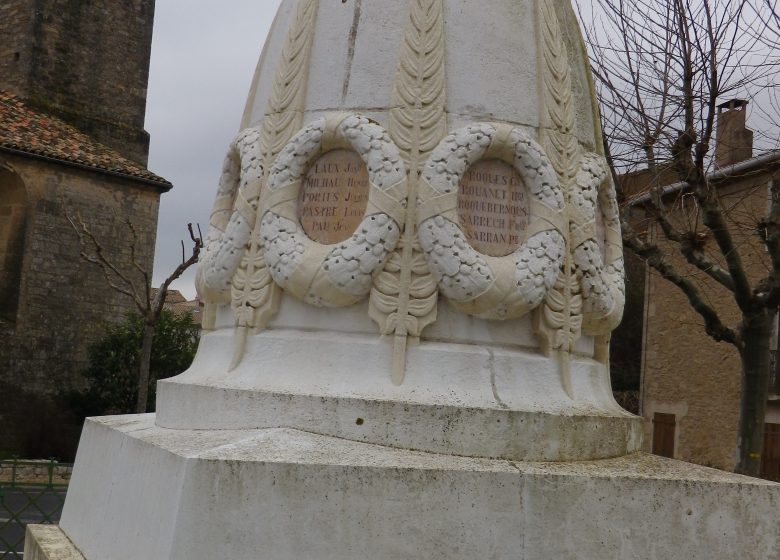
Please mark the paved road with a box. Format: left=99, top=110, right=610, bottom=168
left=0, top=486, right=68, bottom=558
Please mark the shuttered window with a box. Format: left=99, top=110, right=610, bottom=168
left=761, top=423, right=780, bottom=481
left=652, top=412, right=676, bottom=458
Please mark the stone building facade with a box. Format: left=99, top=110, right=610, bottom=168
left=631, top=103, right=780, bottom=478
left=0, top=0, right=168, bottom=459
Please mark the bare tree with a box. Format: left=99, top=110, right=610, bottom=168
left=580, top=0, right=780, bottom=476
left=66, top=210, right=202, bottom=413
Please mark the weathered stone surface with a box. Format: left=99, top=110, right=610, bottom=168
left=168, top=0, right=631, bottom=473
left=52, top=2, right=779, bottom=559
left=24, top=525, right=84, bottom=560
left=55, top=416, right=780, bottom=560
left=157, top=327, right=641, bottom=462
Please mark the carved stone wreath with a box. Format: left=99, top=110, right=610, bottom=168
left=259, top=114, right=408, bottom=308
left=417, top=123, right=567, bottom=320
left=571, top=153, right=625, bottom=334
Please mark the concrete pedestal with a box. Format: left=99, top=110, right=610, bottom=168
left=24, top=525, right=84, bottom=560
left=37, top=414, right=779, bottom=560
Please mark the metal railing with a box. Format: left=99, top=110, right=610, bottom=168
left=0, top=459, right=71, bottom=559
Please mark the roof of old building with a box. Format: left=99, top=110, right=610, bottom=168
left=150, top=288, right=203, bottom=326
left=0, top=90, right=171, bottom=189
left=627, top=150, right=780, bottom=206
left=161, top=290, right=188, bottom=304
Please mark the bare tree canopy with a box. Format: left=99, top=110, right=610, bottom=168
left=582, top=0, right=780, bottom=172
left=579, top=0, right=780, bottom=476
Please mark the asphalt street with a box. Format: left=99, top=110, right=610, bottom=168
left=0, top=486, right=67, bottom=558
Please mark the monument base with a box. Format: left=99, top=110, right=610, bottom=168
left=48, top=415, right=778, bottom=560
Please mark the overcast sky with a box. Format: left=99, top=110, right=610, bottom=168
left=146, top=0, right=283, bottom=299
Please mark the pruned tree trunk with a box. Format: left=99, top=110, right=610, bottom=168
left=136, top=319, right=156, bottom=413
left=736, top=313, right=773, bottom=475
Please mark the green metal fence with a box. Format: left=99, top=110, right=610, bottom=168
left=0, top=459, right=71, bottom=559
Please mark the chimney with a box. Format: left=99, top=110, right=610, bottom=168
left=715, top=99, right=754, bottom=168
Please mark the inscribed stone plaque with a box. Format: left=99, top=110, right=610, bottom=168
left=298, top=150, right=370, bottom=244
left=457, top=159, right=529, bottom=257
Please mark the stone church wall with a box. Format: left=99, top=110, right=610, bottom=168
left=0, top=154, right=162, bottom=458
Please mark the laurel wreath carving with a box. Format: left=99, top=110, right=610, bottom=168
left=418, top=124, right=567, bottom=320
left=196, top=133, right=244, bottom=323
left=259, top=114, right=407, bottom=307
left=369, top=0, right=447, bottom=384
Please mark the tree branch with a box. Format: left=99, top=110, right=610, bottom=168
left=692, top=180, right=755, bottom=311
left=622, top=221, right=741, bottom=348
left=678, top=235, right=737, bottom=291
left=65, top=209, right=147, bottom=315
left=126, top=219, right=151, bottom=313
left=150, top=224, right=203, bottom=322
left=758, top=178, right=780, bottom=305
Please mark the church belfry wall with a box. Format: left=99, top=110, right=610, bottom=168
left=0, top=0, right=156, bottom=165
left=0, top=2, right=36, bottom=97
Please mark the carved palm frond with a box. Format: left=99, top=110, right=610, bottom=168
left=229, top=0, right=319, bottom=369
left=535, top=0, right=583, bottom=362
left=370, top=0, right=447, bottom=384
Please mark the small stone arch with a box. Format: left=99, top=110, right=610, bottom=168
left=0, top=163, right=28, bottom=325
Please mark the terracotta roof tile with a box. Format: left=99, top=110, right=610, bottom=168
left=151, top=289, right=187, bottom=304
left=0, top=90, right=171, bottom=188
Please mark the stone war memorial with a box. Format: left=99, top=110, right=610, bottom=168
left=27, top=0, right=779, bottom=558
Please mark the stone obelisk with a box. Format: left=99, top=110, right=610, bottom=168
left=28, top=1, right=779, bottom=559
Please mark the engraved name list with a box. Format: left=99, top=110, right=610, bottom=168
left=298, top=149, right=370, bottom=244
left=457, top=159, right=530, bottom=257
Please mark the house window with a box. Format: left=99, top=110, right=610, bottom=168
left=771, top=314, right=780, bottom=396
left=0, top=165, right=28, bottom=325
left=652, top=412, right=676, bottom=458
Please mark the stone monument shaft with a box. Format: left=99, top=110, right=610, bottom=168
left=37, top=2, right=779, bottom=559
left=182, top=0, right=638, bottom=462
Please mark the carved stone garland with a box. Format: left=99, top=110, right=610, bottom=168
left=196, top=128, right=263, bottom=310
left=259, top=114, right=408, bottom=307
left=196, top=0, right=319, bottom=346
left=417, top=123, right=566, bottom=320
left=571, top=154, right=625, bottom=334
